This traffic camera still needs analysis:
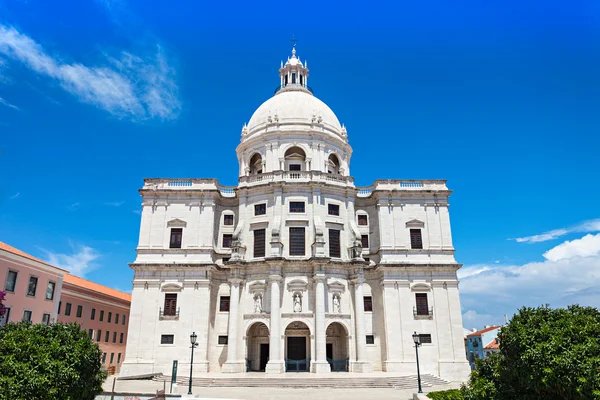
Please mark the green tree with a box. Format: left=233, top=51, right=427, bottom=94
left=461, top=305, right=600, bottom=400
left=0, top=322, right=107, bottom=400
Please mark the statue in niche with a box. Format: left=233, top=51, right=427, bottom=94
left=293, top=293, right=302, bottom=313
left=254, top=293, right=263, bottom=314
left=333, top=295, right=341, bottom=313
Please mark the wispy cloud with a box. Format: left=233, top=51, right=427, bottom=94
left=460, top=232, right=600, bottom=329
left=0, top=25, right=180, bottom=121
left=41, top=242, right=100, bottom=277
left=132, top=209, right=141, bottom=215
left=513, top=218, right=600, bottom=243
left=104, top=200, right=125, bottom=207
left=0, top=96, right=20, bottom=111
left=67, top=202, right=80, bottom=211
left=9, top=192, right=19, bottom=199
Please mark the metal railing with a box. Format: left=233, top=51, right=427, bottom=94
left=159, top=307, right=180, bottom=319
left=285, top=358, right=311, bottom=372
left=327, top=357, right=349, bottom=372
left=413, top=307, right=434, bottom=318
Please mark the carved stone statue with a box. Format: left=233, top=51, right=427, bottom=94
left=293, top=293, right=302, bottom=313
left=333, top=295, right=341, bottom=313
left=254, top=294, right=262, bottom=314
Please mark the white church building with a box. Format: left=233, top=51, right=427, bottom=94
left=120, top=47, right=470, bottom=381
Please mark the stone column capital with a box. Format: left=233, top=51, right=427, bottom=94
left=268, top=274, right=282, bottom=282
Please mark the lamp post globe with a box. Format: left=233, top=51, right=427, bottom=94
left=413, top=331, right=423, bottom=394
left=188, top=331, right=198, bottom=395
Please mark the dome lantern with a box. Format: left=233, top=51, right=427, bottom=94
left=276, top=45, right=311, bottom=96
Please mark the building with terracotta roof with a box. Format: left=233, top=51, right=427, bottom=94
left=57, top=274, right=132, bottom=374
left=0, top=241, right=67, bottom=326
left=466, top=325, right=501, bottom=369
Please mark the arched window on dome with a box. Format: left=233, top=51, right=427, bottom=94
left=284, top=146, right=306, bottom=172
left=328, top=154, right=341, bottom=175
left=249, top=153, right=263, bottom=175
left=300, top=74, right=304, bottom=85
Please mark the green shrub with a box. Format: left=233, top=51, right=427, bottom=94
left=428, top=389, right=464, bottom=400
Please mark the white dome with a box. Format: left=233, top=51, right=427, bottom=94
left=246, top=90, right=343, bottom=137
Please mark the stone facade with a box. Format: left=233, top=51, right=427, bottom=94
left=120, top=47, right=470, bottom=381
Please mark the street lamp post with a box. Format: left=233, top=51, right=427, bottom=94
left=188, top=332, right=199, bottom=395
left=412, top=331, right=423, bottom=394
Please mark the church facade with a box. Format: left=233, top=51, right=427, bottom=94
left=120, top=47, right=470, bottom=381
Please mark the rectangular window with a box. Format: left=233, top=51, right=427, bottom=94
left=169, top=228, right=183, bottom=249
left=254, top=203, right=266, bottom=215
left=110, top=353, right=115, bottom=364
left=58, top=301, right=62, bottom=315
left=2, top=307, right=10, bottom=324
left=329, top=229, right=341, bottom=258
left=418, top=334, right=432, bottom=344
left=328, top=204, right=340, bottom=216
left=122, top=314, right=126, bottom=325
left=222, top=234, right=233, bottom=248
left=115, top=313, right=119, bottom=325
left=219, top=296, right=230, bottom=312
left=108, top=312, right=112, bottom=323
left=88, top=329, right=94, bottom=339
left=102, top=353, right=107, bottom=364
left=5, top=270, right=17, bottom=292
left=366, top=335, right=375, bottom=344
left=22, top=310, right=32, bottom=322
left=76, top=305, right=83, bottom=318
left=120, top=332, right=124, bottom=344
left=161, top=334, right=174, bottom=344
left=410, top=229, right=423, bottom=249
left=97, top=330, right=102, bottom=342
left=100, top=310, right=105, bottom=321
left=363, top=296, right=373, bottom=312
left=164, top=294, right=178, bottom=316
left=358, top=215, right=368, bottom=226
left=289, top=201, right=305, bottom=213
left=91, top=308, right=96, bottom=320
left=254, top=229, right=266, bottom=258
left=218, top=335, right=228, bottom=345
left=65, top=303, right=72, bottom=316
left=224, top=214, right=234, bottom=225
left=113, top=332, right=117, bottom=343
left=45, top=281, right=56, bottom=300
left=289, top=227, right=305, bottom=256
left=42, top=313, right=51, bottom=325
left=415, top=293, right=429, bottom=316
left=361, top=234, right=369, bottom=249
left=117, top=353, right=122, bottom=364
left=105, top=331, right=110, bottom=343
left=27, top=276, right=38, bottom=296
left=289, top=164, right=301, bottom=171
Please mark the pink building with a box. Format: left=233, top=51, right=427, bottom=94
left=0, top=241, right=67, bottom=326
left=57, top=274, right=132, bottom=373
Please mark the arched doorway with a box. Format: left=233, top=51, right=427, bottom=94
left=284, top=146, right=306, bottom=172
left=249, top=153, right=263, bottom=175
left=326, top=322, right=349, bottom=372
left=284, top=321, right=311, bottom=372
left=327, top=153, right=341, bottom=174
left=246, top=322, right=269, bottom=371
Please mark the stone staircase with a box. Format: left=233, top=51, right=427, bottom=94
left=155, top=374, right=450, bottom=389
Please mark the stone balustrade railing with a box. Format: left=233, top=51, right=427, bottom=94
left=238, top=171, right=355, bottom=187
left=355, top=180, right=448, bottom=197
left=142, top=179, right=237, bottom=197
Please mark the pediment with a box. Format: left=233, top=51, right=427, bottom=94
left=327, top=281, right=346, bottom=294
left=406, top=219, right=425, bottom=228
left=249, top=281, right=267, bottom=294
left=410, top=282, right=431, bottom=291
left=161, top=282, right=183, bottom=292
left=167, top=218, right=187, bottom=228
left=287, top=279, right=308, bottom=292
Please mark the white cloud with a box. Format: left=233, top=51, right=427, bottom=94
left=0, top=96, right=20, bottom=111
left=104, top=200, right=125, bottom=207
left=543, top=233, right=600, bottom=261
left=41, top=243, right=100, bottom=277
left=9, top=192, right=19, bottom=199
left=0, top=25, right=180, bottom=121
left=460, top=235, right=600, bottom=330
left=514, top=218, right=600, bottom=243
left=132, top=209, right=141, bottom=215
left=67, top=202, right=80, bottom=211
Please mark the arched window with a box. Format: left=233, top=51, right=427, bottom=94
left=284, top=146, right=306, bottom=171
left=284, top=75, right=288, bottom=85
left=300, top=74, right=304, bottom=85
left=328, top=154, right=341, bottom=174
left=292, top=73, right=296, bottom=84
left=249, top=153, right=263, bottom=175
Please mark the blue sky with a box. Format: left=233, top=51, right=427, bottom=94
left=1, top=0, right=599, bottom=329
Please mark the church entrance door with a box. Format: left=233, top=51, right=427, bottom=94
left=246, top=322, right=269, bottom=372
left=284, top=321, right=311, bottom=372
left=287, top=337, right=306, bottom=360
left=259, top=343, right=269, bottom=371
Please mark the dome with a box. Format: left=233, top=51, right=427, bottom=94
left=246, top=90, right=343, bottom=137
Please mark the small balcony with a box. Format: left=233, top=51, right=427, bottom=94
left=159, top=307, right=180, bottom=320
left=413, top=306, right=434, bottom=319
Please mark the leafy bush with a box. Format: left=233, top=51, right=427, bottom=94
left=0, top=322, right=107, bottom=400
left=461, top=305, right=600, bottom=400
left=428, top=389, right=464, bottom=400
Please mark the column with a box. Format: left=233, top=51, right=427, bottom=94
left=265, top=274, right=285, bottom=374
left=222, top=278, right=245, bottom=373
left=311, top=272, right=330, bottom=373
left=351, top=270, right=373, bottom=372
